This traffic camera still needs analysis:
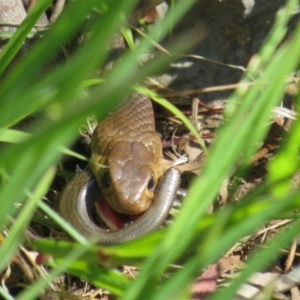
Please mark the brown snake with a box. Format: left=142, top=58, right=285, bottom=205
left=57, top=1, right=181, bottom=244
left=90, top=93, right=163, bottom=215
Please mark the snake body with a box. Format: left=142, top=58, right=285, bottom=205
left=58, top=168, right=180, bottom=244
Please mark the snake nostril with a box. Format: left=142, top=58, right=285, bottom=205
left=147, top=175, right=155, bottom=192
left=102, top=171, right=111, bottom=187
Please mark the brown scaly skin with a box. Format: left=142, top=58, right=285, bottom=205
left=90, top=93, right=162, bottom=214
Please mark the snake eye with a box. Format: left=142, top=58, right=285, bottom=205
left=102, top=171, right=111, bottom=187
left=147, top=175, right=155, bottom=192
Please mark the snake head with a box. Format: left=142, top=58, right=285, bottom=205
left=95, top=141, right=162, bottom=215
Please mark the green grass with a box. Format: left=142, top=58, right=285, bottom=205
left=0, top=0, right=299, bottom=299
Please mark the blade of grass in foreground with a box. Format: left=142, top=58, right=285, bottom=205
left=0, top=167, right=55, bottom=271
left=0, top=0, right=52, bottom=76
left=0, top=0, right=140, bottom=275
left=122, top=3, right=300, bottom=300
left=0, top=0, right=140, bottom=223
left=0, top=0, right=133, bottom=128
left=0, top=0, right=200, bottom=298
left=135, top=86, right=207, bottom=153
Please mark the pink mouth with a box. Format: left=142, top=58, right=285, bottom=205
left=94, top=198, right=143, bottom=231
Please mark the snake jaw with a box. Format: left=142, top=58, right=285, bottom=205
left=95, top=141, right=162, bottom=215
